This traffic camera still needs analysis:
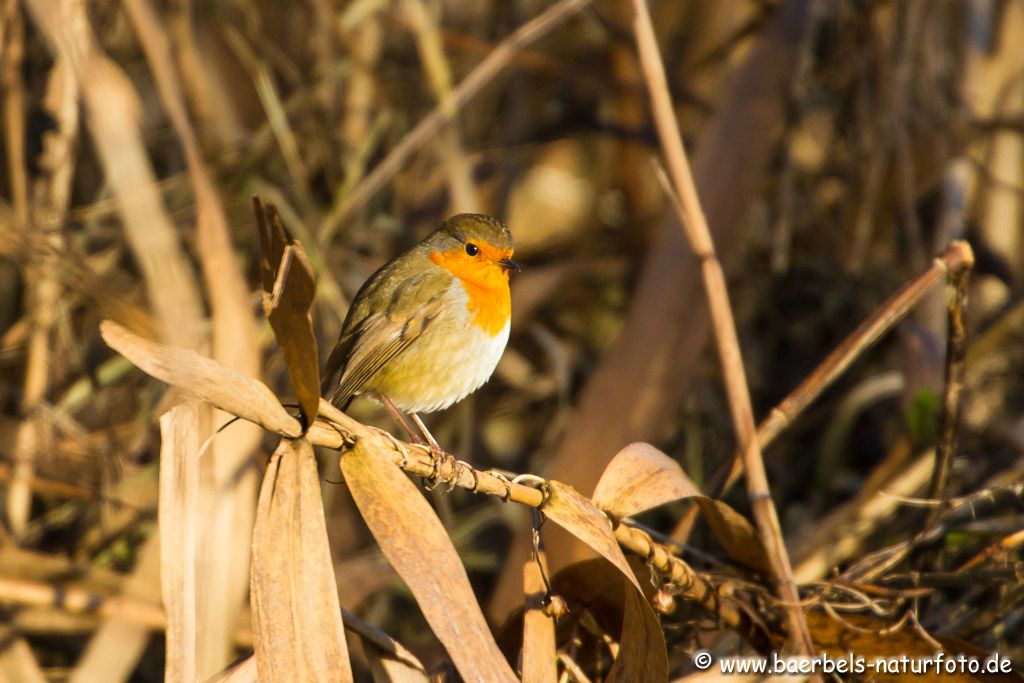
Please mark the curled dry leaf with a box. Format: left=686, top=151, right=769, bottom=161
left=341, top=442, right=517, bottom=683
left=592, top=442, right=701, bottom=519
left=522, top=556, right=557, bottom=683
left=593, top=442, right=770, bottom=575
left=99, top=320, right=302, bottom=438
left=254, top=197, right=320, bottom=425
left=250, top=438, right=353, bottom=682
left=552, top=560, right=668, bottom=683
left=606, top=580, right=668, bottom=683
left=543, top=481, right=641, bottom=592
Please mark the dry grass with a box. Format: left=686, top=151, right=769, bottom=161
left=1, top=0, right=1023, bottom=680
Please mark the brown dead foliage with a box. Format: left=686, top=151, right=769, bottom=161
left=1, top=0, right=1023, bottom=681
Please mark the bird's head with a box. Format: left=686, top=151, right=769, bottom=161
left=426, top=214, right=519, bottom=287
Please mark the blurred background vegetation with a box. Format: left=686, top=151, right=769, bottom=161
left=1, top=0, right=1022, bottom=679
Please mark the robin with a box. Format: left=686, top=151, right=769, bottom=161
left=320, top=214, right=519, bottom=449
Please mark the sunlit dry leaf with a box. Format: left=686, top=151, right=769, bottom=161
left=807, top=611, right=1024, bottom=683
left=100, top=320, right=302, bottom=438
left=251, top=438, right=353, bottom=682
left=592, top=442, right=701, bottom=519
left=522, top=555, right=556, bottom=683
left=543, top=481, right=642, bottom=592
left=551, top=560, right=667, bottom=683
left=592, top=442, right=769, bottom=575
left=254, top=197, right=320, bottom=425
left=606, top=581, right=668, bottom=683
left=158, top=403, right=199, bottom=683
left=341, top=442, right=517, bottom=682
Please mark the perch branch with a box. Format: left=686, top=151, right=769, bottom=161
left=627, top=0, right=814, bottom=659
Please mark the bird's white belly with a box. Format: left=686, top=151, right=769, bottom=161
left=370, top=283, right=510, bottom=413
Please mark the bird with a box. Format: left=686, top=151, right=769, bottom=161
left=320, top=213, right=519, bottom=449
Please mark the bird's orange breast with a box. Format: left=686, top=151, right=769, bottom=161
left=429, top=245, right=512, bottom=337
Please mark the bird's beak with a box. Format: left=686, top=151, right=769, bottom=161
left=497, top=258, right=521, bottom=273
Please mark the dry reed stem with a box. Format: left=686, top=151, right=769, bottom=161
left=927, top=252, right=973, bottom=503
left=627, top=0, right=815, bottom=660
left=123, top=0, right=264, bottom=672
left=522, top=553, right=557, bottom=683
left=13, top=36, right=79, bottom=543
left=158, top=403, right=200, bottom=683
left=318, top=0, right=595, bottom=241
left=3, top=0, right=38, bottom=537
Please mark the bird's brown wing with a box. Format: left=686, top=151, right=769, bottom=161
left=324, top=269, right=448, bottom=409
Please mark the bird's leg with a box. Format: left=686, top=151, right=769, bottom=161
left=410, top=413, right=460, bottom=489
left=410, top=413, right=441, bottom=451
left=378, top=394, right=423, bottom=445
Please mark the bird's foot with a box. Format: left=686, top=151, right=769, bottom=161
left=423, top=445, right=463, bottom=492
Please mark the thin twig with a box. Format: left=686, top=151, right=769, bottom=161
left=626, top=0, right=816, bottom=660
left=309, top=400, right=774, bottom=649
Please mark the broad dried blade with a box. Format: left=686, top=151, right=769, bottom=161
left=552, top=560, right=667, bottom=683
left=100, top=320, right=301, bottom=438
left=341, top=443, right=517, bottom=683
left=251, top=438, right=353, bottom=682
left=543, top=481, right=641, bottom=592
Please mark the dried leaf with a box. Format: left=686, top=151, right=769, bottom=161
left=341, top=442, right=517, bottom=682
left=606, top=580, right=668, bottom=683
left=592, top=442, right=701, bottom=519
left=254, top=197, right=320, bottom=425
left=251, top=438, right=353, bottom=682
left=100, top=320, right=302, bottom=438
left=551, top=560, right=667, bottom=683
left=522, top=556, right=556, bottom=683
left=159, top=403, right=199, bottom=683
left=543, top=481, right=641, bottom=592
left=592, top=443, right=769, bottom=574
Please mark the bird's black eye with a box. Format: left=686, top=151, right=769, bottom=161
left=465, top=243, right=480, bottom=256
